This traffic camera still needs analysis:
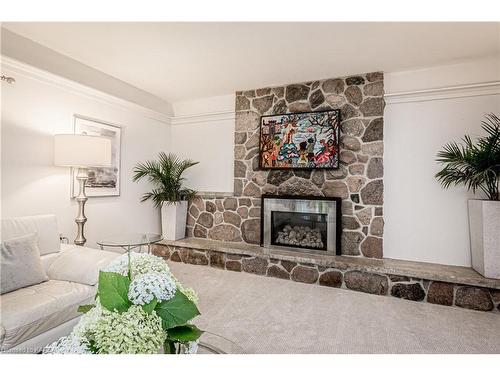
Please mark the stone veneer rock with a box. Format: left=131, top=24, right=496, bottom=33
left=186, top=72, right=385, bottom=258
left=152, top=243, right=500, bottom=314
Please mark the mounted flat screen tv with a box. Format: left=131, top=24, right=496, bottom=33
left=259, top=109, right=340, bottom=170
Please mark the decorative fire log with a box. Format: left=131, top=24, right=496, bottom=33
left=275, top=224, right=324, bottom=248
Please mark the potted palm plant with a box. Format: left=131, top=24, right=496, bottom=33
left=133, top=152, right=198, bottom=240
left=436, top=113, right=500, bottom=278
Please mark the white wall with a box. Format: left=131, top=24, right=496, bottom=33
left=385, top=56, right=500, bottom=93
left=171, top=95, right=235, bottom=193
left=169, top=58, right=500, bottom=267
left=383, top=57, right=500, bottom=266
left=384, top=95, right=499, bottom=266
left=1, top=58, right=172, bottom=248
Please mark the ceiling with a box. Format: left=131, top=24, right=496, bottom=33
left=3, top=22, right=499, bottom=103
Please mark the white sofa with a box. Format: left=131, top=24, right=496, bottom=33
left=0, top=214, right=119, bottom=353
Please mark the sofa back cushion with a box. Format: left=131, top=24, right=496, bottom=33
left=1, top=233, right=49, bottom=294
left=1, top=214, right=61, bottom=256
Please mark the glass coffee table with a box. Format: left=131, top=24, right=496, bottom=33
left=197, top=332, right=245, bottom=354
left=97, top=233, right=162, bottom=253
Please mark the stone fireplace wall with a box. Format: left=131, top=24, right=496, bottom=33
left=186, top=72, right=385, bottom=258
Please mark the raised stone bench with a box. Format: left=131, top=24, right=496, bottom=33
left=152, top=237, right=500, bottom=313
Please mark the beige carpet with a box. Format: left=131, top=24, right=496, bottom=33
left=169, top=261, right=500, bottom=354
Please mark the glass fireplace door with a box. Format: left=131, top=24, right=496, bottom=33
left=271, top=211, right=327, bottom=250
left=261, top=195, right=341, bottom=255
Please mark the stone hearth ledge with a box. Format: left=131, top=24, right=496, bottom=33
left=157, top=237, right=500, bottom=290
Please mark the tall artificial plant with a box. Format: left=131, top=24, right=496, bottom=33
left=133, top=152, right=199, bottom=207
left=435, top=113, right=500, bottom=201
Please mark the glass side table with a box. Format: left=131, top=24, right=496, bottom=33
left=96, top=233, right=162, bottom=253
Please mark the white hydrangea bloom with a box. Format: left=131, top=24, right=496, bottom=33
left=128, top=271, right=177, bottom=305
left=102, top=252, right=137, bottom=276
left=179, top=286, right=199, bottom=304
left=92, top=305, right=166, bottom=354
left=130, top=253, right=171, bottom=277
left=171, top=274, right=199, bottom=303
left=73, top=303, right=103, bottom=339
left=43, top=334, right=91, bottom=354
left=102, top=252, right=171, bottom=279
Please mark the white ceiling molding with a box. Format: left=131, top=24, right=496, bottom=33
left=2, top=55, right=235, bottom=126
left=170, top=111, right=235, bottom=126
left=4, top=55, right=499, bottom=121
left=385, top=81, right=500, bottom=104
left=1, top=56, right=172, bottom=125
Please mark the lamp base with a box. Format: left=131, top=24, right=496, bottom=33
left=75, top=167, right=88, bottom=246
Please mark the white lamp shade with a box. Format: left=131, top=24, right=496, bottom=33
left=54, top=134, right=112, bottom=167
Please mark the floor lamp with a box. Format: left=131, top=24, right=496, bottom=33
left=54, top=134, right=111, bottom=246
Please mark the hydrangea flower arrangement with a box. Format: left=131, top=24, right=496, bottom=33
left=44, top=253, right=201, bottom=354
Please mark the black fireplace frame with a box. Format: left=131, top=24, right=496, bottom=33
left=260, top=194, right=342, bottom=256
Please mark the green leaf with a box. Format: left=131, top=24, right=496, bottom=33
left=435, top=113, right=500, bottom=201
left=155, top=290, right=200, bottom=330
left=88, top=340, right=99, bottom=354
left=132, top=152, right=199, bottom=207
left=98, top=271, right=131, bottom=313
left=163, top=339, right=177, bottom=354
left=167, top=324, right=203, bottom=343
left=142, top=298, right=157, bottom=314
left=77, top=304, right=95, bottom=313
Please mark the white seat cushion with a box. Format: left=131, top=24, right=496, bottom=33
left=1, top=215, right=61, bottom=256
left=0, top=280, right=95, bottom=351
left=47, top=246, right=119, bottom=286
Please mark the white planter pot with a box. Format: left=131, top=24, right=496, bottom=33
left=161, top=201, right=188, bottom=241
left=468, top=199, right=500, bottom=279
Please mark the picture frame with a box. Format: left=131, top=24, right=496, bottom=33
left=71, top=115, right=121, bottom=197
left=259, top=109, right=340, bottom=170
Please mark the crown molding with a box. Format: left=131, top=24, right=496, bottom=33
left=170, top=111, right=236, bottom=126
left=385, top=81, right=500, bottom=104
left=4, top=55, right=498, bottom=119
left=1, top=56, right=172, bottom=124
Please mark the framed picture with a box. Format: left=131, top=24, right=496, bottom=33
left=259, top=109, right=340, bottom=169
left=71, top=115, right=121, bottom=197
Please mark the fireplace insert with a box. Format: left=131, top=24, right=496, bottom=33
left=261, top=195, right=341, bottom=255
